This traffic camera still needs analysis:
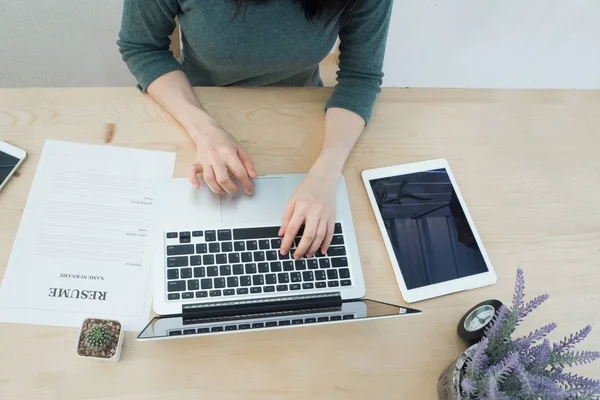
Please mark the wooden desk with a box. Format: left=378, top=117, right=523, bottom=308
left=0, top=87, right=599, bottom=399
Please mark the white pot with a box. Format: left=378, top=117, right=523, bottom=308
left=76, top=318, right=124, bottom=362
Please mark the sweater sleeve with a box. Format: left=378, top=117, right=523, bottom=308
left=324, top=0, right=393, bottom=123
left=117, top=0, right=184, bottom=91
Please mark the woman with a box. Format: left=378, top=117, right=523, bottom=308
left=118, top=0, right=392, bottom=260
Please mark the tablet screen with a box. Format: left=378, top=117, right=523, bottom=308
left=369, top=168, right=488, bottom=290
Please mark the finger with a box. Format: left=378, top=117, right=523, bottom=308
left=227, top=157, right=254, bottom=196
left=213, top=163, right=239, bottom=194
left=281, top=212, right=304, bottom=256
left=295, top=216, right=319, bottom=259
left=203, top=165, right=224, bottom=194
left=238, top=147, right=257, bottom=179
left=307, top=219, right=327, bottom=257
left=188, top=163, right=202, bottom=189
left=279, top=200, right=296, bottom=238
left=320, top=219, right=335, bottom=256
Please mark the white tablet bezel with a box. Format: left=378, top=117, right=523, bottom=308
left=0, top=141, right=27, bottom=192
left=362, top=159, right=496, bottom=303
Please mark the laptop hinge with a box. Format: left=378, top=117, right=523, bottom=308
left=181, top=292, right=342, bottom=319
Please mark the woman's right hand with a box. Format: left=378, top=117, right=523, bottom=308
left=187, top=118, right=256, bottom=195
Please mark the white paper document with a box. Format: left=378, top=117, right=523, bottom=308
left=0, top=140, right=175, bottom=331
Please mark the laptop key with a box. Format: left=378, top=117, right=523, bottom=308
left=334, top=223, right=342, bottom=234
left=278, top=251, right=290, bottom=260
left=264, top=285, right=275, bottom=293
left=271, top=238, right=282, bottom=249
left=319, top=259, right=331, bottom=268
left=234, top=227, right=280, bottom=240
left=302, top=283, right=314, bottom=290
left=190, top=256, right=202, bottom=266
left=241, top=252, right=252, bottom=263
left=195, top=291, right=208, bottom=298
left=237, top=288, right=249, bottom=295
left=182, top=292, right=194, bottom=299
left=253, top=251, right=265, bottom=262
left=241, top=276, right=252, bottom=287
left=211, top=326, right=224, bottom=332
left=339, top=268, right=351, bottom=279
left=307, top=259, right=319, bottom=269
left=245, top=263, right=257, bottom=274
left=168, top=293, right=180, bottom=300
left=290, top=272, right=301, bottom=283
left=253, top=275, right=264, bottom=285
left=265, top=321, right=278, bottom=327
left=341, top=280, right=352, bottom=286
left=227, top=277, right=239, bottom=287
left=233, top=264, right=244, bottom=275
left=214, top=278, right=226, bottom=288
left=228, top=253, right=240, bottom=263
left=343, top=314, right=355, bottom=320
left=203, top=255, right=215, bottom=265
left=290, top=284, right=301, bottom=290
left=221, top=242, right=233, bottom=252
left=331, top=257, right=348, bottom=268
left=292, top=319, right=303, bottom=325
left=192, top=230, right=203, bottom=237
left=179, top=237, right=191, bottom=244
left=330, top=315, right=342, bottom=321
left=207, top=266, right=218, bottom=277
left=252, top=323, right=265, bottom=329
left=168, top=281, right=186, bottom=292
left=276, top=285, right=288, bottom=292
left=225, top=325, right=237, bottom=331
left=266, top=251, right=278, bottom=261
left=181, top=268, right=192, bottom=279
left=270, top=262, right=282, bottom=272
left=197, top=328, right=210, bottom=333
left=327, top=247, right=346, bottom=257
left=209, top=290, right=222, bottom=297
left=315, top=282, right=327, bottom=288
left=201, top=278, right=213, bottom=289
left=218, top=229, right=232, bottom=241
left=187, top=279, right=199, bottom=291
left=277, top=273, right=289, bottom=283
left=167, top=269, right=179, bottom=280
left=239, top=324, right=251, bottom=330
left=318, top=317, right=330, bottom=322
left=234, top=241, right=245, bottom=251
left=180, top=231, right=191, bottom=238
left=169, top=330, right=182, bottom=336
left=295, top=260, right=306, bottom=270
left=196, top=243, right=207, bottom=254
left=302, top=271, right=314, bottom=281
left=283, top=261, right=294, bottom=271
left=265, top=274, right=277, bottom=284
left=331, top=235, right=344, bottom=245
left=305, top=318, right=317, bottom=323
left=220, top=265, right=231, bottom=275
left=167, top=256, right=189, bottom=267
left=315, top=270, right=326, bottom=281
left=327, top=269, right=338, bottom=280
left=205, top=231, right=216, bottom=241
left=223, top=289, right=235, bottom=296
left=209, top=243, right=220, bottom=253
left=246, top=240, right=258, bottom=251
left=251, top=287, right=262, bottom=294
left=258, top=262, right=269, bottom=273
left=328, top=281, right=339, bottom=287
left=166, top=232, right=178, bottom=239
left=259, top=240, right=270, bottom=250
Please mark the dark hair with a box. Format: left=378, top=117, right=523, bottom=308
left=232, top=0, right=358, bottom=22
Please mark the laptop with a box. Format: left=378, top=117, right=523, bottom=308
left=139, top=174, right=420, bottom=340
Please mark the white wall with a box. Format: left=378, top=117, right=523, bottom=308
left=0, top=0, right=135, bottom=87
left=1, top=0, right=599, bottom=89
left=383, top=0, right=600, bottom=89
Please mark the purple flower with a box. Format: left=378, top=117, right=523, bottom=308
left=515, top=322, right=557, bottom=351
left=518, top=294, right=549, bottom=322
left=557, top=372, right=600, bottom=392
left=466, top=337, right=490, bottom=377
left=512, top=268, right=526, bottom=310
left=461, top=377, right=477, bottom=396
left=553, top=325, right=593, bottom=352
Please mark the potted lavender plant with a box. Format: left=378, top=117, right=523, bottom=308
left=438, top=268, right=600, bottom=399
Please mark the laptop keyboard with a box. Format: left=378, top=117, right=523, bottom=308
left=164, top=223, right=353, bottom=301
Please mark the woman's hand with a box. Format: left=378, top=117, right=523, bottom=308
left=187, top=118, right=257, bottom=195
left=279, top=166, right=341, bottom=259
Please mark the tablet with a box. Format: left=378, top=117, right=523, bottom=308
left=362, top=159, right=496, bottom=303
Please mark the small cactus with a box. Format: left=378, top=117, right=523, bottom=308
left=85, top=325, right=111, bottom=350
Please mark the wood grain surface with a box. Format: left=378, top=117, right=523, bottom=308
left=0, top=87, right=599, bottom=400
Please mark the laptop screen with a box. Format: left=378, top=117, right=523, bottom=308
left=138, top=299, right=420, bottom=339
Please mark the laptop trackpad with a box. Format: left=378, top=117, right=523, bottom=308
left=220, top=177, right=287, bottom=225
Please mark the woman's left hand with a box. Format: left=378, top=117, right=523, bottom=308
left=279, top=168, right=340, bottom=259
